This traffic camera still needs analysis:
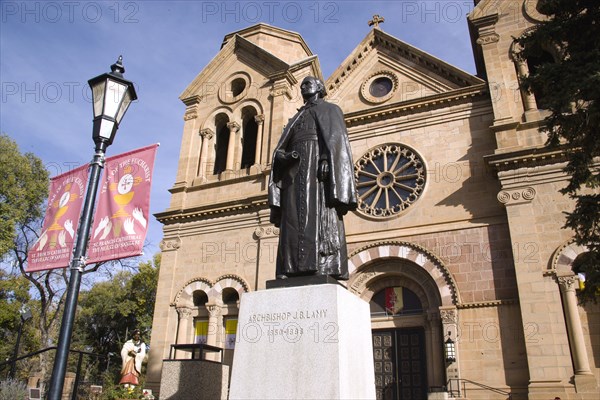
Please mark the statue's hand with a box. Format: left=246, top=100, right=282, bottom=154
left=319, top=160, right=329, bottom=181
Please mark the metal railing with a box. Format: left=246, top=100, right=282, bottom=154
left=0, top=346, right=109, bottom=400
left=447, top=378, right=512, bottom=399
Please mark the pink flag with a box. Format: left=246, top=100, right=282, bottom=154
left=87, top=144, right=158, bottom=264
left=27, top=165, right=89, bottom=272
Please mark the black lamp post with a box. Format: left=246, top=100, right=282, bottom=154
left=9, top=306, right=33, bottom=379
left=47, top=56, right=137, bottom=400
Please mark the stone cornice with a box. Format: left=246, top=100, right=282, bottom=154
left=327, top=29, right=483, bottom=96
left=221, top=23, right=313, bottom=57
left=344, top=84, right=488, bottom=127
left=457, top=299, right=516, bottom=309
left=155, top=195, right=268, bottom=224
left=485, top=146, right=571, bottom=172
left=372, top=32, right=483, bottom=87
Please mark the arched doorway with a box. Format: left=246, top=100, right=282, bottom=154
left=370, top=285, right=428, bottom=399
left=347, top=242, right=459, bottom=400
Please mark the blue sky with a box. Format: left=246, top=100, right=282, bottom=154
left=1, top=0, right=478, bottom=263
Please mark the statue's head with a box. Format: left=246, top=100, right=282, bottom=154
left=301, top=76, right=326, bottom=99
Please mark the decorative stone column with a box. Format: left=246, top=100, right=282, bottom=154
left=253, top=114, right=265, bottom=167
left=557, top=276, right=593, bottom=378
left=171, top=95, right=201, bottom=205
left=253, top=224, right=280, bottom=290
left=268, top=82, right=293, bottom=165
left=226, top=121, right=240, bottom=171
left=175, top=307, right=193, bottom=358
left=198, top=128, right=214, bottom=180
left=206, top=303, right=223, bottom=361
left=514, top=58, right=538, bottom=113
left=426, top=311, right=445, bottom=389
left=510, top=39, right=540, bottom=121
left=439, top=307, right=460, bottom=386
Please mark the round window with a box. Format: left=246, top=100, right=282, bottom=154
left=369, top=77, right=393, bottom=98
left=360, top=71, right=398, bottom=104
left=355, top=143, right=426, bottom=219
left=218, top=72, right=251, bottom=104
left=231, top=78, right=246, bottom=97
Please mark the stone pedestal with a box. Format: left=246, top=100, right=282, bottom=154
left=159, top=360, right=229, bottom=400
left=229, top=283, right=376, bottom=400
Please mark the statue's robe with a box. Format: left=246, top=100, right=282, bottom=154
left=269, top=98, right=357, bottom=279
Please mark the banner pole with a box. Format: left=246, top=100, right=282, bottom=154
left=47, top=143, right=106, bottom=400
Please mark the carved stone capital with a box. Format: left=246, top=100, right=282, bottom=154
left=207, top=304, right=222, bottom=317
left=497, top=187, right=536, bottom=205
left=227, top=121, right=240, bottom=133
left=176, top=307, right=193, bottom=320
left=254, top=226, right=280, bottom=239
left=254, top=114, right=265, bottom=125
left=200, top=128, right=214, bottom=140
left=269, top=82, right=292, bottom=99
left=558, top=275, right=578, bottom=292
left=476, top=33, right=499, bottom=45
left=184, top=111, right=198, bottom=121
left=440, top=308, right=458, bottom=324
left=183, top=100, right=200, bottom=121
left=160, top=237, right=181, bottom=252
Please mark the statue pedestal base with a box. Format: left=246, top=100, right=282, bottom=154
left=228, top=283, right=376, bottom=400
left=159, top=360, right=229, bottom=400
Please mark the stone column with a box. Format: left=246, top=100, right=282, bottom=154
left=557, top=276, right=593, bottom=376
left=253, top=114, right=265, bottom=166
left=268, top=82, right=294, bottom=165
left=439, top=307, right=460, bottom=389
left=226, top=122, right=240, bottom=171
left=198, top=128, right=214, bottom=180
left=171, top=95, right=201, bottom=208
left=206, top=303, right=223, bottom=361
left=426, top=311, right=444, bottom=389
left=514, top=59, right=538, bottom=113
left=176, top=307, right=193, bottom=358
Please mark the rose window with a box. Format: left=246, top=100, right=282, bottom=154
left=355, top=143, right=426, bottom=218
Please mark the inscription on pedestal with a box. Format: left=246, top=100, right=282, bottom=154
left=239, top=307, right=337, bottom=344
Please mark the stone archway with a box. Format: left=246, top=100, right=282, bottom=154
left=550, top=242, right=595, bottom=385
left=171, top=275, right=249, bottom=351
left=347, top=241, right=460, bottom=393
left=347, top=241, right=460, bottom=306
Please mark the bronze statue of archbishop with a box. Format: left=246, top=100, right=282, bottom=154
left=269, top=76, right=357, bottom=280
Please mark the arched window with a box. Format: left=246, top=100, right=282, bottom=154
left=525, top=48, right=555, bottom=110
left=240, top=107, right=258, bottom=169
left=222, top=287, right=240, bottom=305
left=512, top=32, right=559, bottom=113
left=193, top=290, right=208, bottom=307
left=213, top=113, right=230, bottom=174
left=370, top=286, right=423, bottom=317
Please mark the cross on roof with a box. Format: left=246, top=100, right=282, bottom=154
left=368, top=14, right=385, bottom=29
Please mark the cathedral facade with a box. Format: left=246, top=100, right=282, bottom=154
left=147, top=1, right=599, bottom=399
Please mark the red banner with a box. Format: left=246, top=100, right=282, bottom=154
left=87, top=144, right=158, bottom=264
left=385, top=287, right=403, bottom=315
left=27, top=165, right=89, bottom=272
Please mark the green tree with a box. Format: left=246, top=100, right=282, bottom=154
left=0, top=134, right=51, bottom=379
left=517, top=0, right=600, bottom=302
left=75, top=254, right=160, bottom=377
left=0, top=134, right=49, bottom=256
left=0, top=133, right=155, bottom=387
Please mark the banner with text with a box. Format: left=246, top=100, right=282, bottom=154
left=27, top=165, right=89, bottom=272
left=87, top=144, right=158, bottom=264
